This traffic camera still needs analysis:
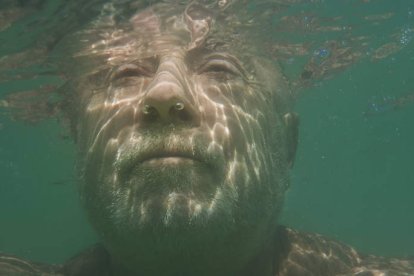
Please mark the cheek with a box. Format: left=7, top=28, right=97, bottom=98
left=236, top=99, right=284, bottom=174
left=77, top=83, right=148, bottom=150
left=224, top=101, right=267, bottom=153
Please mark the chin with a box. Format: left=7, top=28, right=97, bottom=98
left=83, top=153, right=230, bottom=229
left=79, top=124, right=287, bottom=273
left=79, top=149, right=286, bottom=276
left=115, top=160, right=229, bottom=229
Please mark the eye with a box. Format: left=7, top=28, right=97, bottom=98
left=111, top=63, right=153, bottom=81
left=198, top=59, right=242, bottom=77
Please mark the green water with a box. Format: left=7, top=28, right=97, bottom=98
left=282, top=48, right=414, bottom=258
left=0, top=0, right=413, bottom=265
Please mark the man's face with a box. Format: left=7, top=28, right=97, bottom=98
left=74, top=3, right=295, bottom=266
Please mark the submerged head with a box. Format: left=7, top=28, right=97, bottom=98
left=64, top=1, right=298, bottom=274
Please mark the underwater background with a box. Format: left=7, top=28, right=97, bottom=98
left=0, top=0, right=413, bottom=264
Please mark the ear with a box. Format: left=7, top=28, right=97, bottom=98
left=283, top=112, right=299, bottom=168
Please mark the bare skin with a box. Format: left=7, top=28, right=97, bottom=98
left=0, top=1, right=413, bottom=276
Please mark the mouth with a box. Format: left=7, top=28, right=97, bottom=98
left=116, top=145, right=221, bottom=179
left=112, top=131, right=227, bottom=181
left=139, top=151, right=202, bottom=164
left=142, top=156, right=199, bottom=165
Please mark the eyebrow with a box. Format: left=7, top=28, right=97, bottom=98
left=119, top=56, right=159, bottom=67
left=200, top=52, right=249, bottom=79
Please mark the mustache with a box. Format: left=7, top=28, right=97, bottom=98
left=114, top=130, right=225, bottom=175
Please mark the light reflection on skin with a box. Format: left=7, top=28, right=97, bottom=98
left=2, top=1, right=414, bottom=276
left=65, top=2, right=298, bottom=275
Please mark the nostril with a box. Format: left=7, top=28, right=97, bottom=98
left=143, top=104, right=157, bottom=115
left=141, top=104, right=158, bottom=123
left=170, top=101, right=191, bottom=121
left=174, top=102, right=185, bottom=111
left=140, top=100, right=197, bottom=124
left=171, top=107, right=192, bottom=122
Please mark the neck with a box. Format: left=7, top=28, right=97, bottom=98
left=109, top=228, right=285, bottom=276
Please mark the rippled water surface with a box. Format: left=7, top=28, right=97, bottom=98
left=0, top=0, right=413, bottom=263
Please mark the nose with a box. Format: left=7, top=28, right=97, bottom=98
left=139, top=79, right=200, bottom=126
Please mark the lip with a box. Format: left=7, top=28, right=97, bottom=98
left=113, top=132, right=227, bottom=179
left=139, top=151, right=202, bottom=164
left=141, top=156, right=201, bottom=165
left=116, top=147, right=218, bottom=178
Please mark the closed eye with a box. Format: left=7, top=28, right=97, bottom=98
left=198, top=59, right=242, bottom=77
left=111, top=63, right=153, bottom=81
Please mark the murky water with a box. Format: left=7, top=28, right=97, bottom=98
left=0, top=0, right=413, bottom=264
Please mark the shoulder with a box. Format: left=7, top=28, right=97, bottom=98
left=0, top=245, right=110, bottom=276
left=277, top=226, right=414, bottom=276
left=355, top=254, right=414, bottom=276
left=60, top=244, right=111, bottom=276
left=0, top=252, right=62, bottom=276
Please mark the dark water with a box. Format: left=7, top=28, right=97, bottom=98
left=0, top=0, right=413, bottom=264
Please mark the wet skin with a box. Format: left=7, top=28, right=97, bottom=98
left=1, top=2, right=414, bottom=276
left=74, top=5, right=297, bottom=275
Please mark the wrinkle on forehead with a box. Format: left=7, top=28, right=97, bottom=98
left=74, top=5, right=211, bottom=68
left=62, top=1, right=294, bottom=117
left=130, top=2, right=213, bottom=51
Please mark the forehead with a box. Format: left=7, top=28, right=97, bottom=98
left=73, top=2, right=260, bottom=71
left=127, top=3, right=213, bottom=51
left=65, top=2, right=293, bottom=116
